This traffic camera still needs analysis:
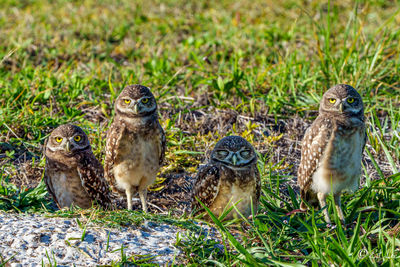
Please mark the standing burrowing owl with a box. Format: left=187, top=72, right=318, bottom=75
left=191, top=136, right=261, bottom=220
left=104, top=85, right=165, bottom=211
left=44, top=124, right=112, bottom=209
left=297, top=84, right=366, bottom=224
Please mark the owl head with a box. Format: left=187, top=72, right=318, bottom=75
left=115, top=84, right=157, bottom=118
left=320, top=84, right=364, bottom=117
left=210, top=136, right=257, bottom=168
left=46, top=124, right=90, bottom=155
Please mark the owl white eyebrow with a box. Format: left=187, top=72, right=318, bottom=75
left=48, top=143, right=90, bottom=152
left=47, top=146, right=63, bottom=152
left=213, top=152, right=255, bottom=165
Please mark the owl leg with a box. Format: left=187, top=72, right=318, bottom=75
left=126, top=187, right=133, bottom=210
left=139, top=189, right=148, bottom=212
left=317, top=192, right=331, bottom=224
left=334, top=193, right=345, bottom=223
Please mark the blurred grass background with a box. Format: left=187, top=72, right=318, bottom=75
left=0, top=0, right=399, bottom=265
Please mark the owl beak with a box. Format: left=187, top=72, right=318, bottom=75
left=65, top=141, right=71, bottom=152
left=133, top=103, right=138, bottom=114
left=339, top=102, right=344, bottom=113
left=232, top=154, right=238, bottom=166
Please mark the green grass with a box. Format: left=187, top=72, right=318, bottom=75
left=1, top=0, right=399, bottom=265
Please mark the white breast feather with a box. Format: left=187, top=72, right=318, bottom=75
left=228, top=182, right=255, bottom=215
left=114, top=139, right=159, bottom=191
left=312, top=129, right=363, bottom=195
left=52, top=172, right=75, bottom=207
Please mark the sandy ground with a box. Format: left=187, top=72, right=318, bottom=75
left=0, top=212, right=183, bottom=266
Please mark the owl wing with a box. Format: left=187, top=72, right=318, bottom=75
left=297, top=117, right=333, bottom=200
left=191, top=164, right=221, bottom=213
left=104, top=122, right=126, bottom=194
left=77, top=151, right=112, bottom=209
left=158, top=122, right=166, bottom=165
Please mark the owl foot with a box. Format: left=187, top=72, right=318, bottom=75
left=129, top=197, right=165, bottom=213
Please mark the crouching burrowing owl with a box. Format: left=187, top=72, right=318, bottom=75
left=44, top=124, right=112, bottom=209
left=297, top=84, right=366, bottom=224
left=104, top=85, right=165, bottom=211
left=191, top=136, right=261, bottom=220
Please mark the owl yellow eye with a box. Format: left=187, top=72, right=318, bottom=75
left=347, top=97, right=355, bottom=103
left=328, top=98, right=336, bottom=104
left=124, top=99, right=131, bottom=104
left=55, top=137, right=63, bottom=143
left=141, top=98, right=149, bottom=104
left=74, top=135, right=82, bottom=142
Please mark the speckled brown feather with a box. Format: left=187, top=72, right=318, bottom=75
left=158, top=123, right=166, bottom=166
left=77, top=150, right=113, bottom=209
left=191, top=159, right=260, bottom=218
left=104, top=121, right=126, bottom=194
left=298, top=117, right=333, bottom=208
left=191, top=165, right=221, bottom=212
left=104, top=118, right=165, bottom=193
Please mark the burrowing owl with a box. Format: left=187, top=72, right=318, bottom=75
left=297, top=84, right=366, bottom=224
left=44, top=124, right=112, bottom=209
left=191, top=136, right=261, bottom=220
left=104, top=84, right=165, bottom=211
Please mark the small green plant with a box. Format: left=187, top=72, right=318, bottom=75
left=0, top=179, right=51, bottom=212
